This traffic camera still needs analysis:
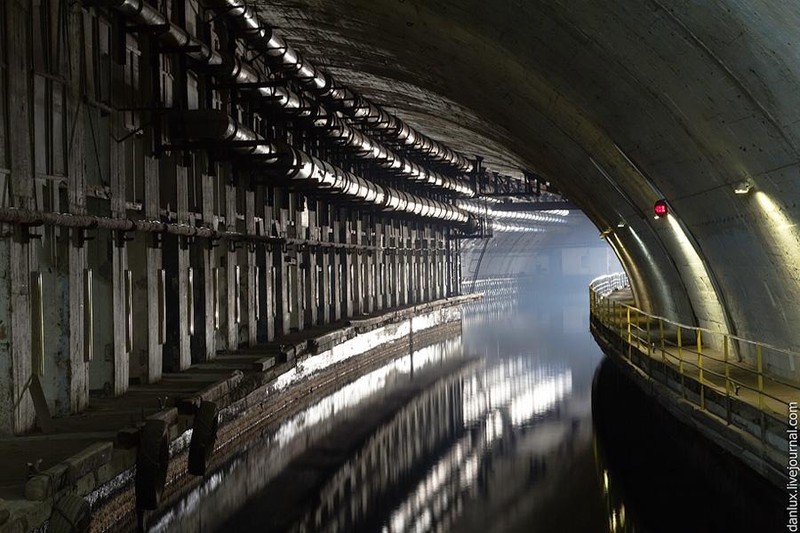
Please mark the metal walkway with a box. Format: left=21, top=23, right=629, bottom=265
left=589, top=276, right=799, bottom=471
left=599, top=288, right=799, bottom=419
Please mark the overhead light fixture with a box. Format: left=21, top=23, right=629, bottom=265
left=653, top=199, right=668, bottom=219
left=617, top=220, right=627, bottom=228
left=734, top=179, right=754, bottom=195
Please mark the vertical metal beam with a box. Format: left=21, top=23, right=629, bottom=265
left=112, top=244, right=130, bottom=394
left=303, top=204, right=318, bottom=327
left=398, top=222, right=408, bottom=306
left=110, top=74, right=129, bottom=394
left=318, top=202, right=331, bottom=325
left=275, top=190, right=290, bottom=335
left=2, top=0, right=36, bottom=434
left=225, top=178, right=238, bottom=350
left=363, top=215, right=375, bottom=314
left=175, top=166, right=191, bottom=370
left=65, top=1, right=89, bottom=412
left=145, top=157, right=163, bottom=383
left=201, top=173, right=218, bottom=361
left=353, top=216, right=363, bottom=315
left=391, top=221, right=401, bottom=308
left=245, top=182, right=257, bottom=345
left=374, top=220, right=384, bottom=312
left=262, top=202, right=275, bottom=341
left=341, top=209, right=353, bottom=318
left=331, top=211, right=343, bottom=322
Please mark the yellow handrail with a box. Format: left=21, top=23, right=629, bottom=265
left=588, top=277, right=800, bottom=450
left=589, top=277, right=799, bottom=360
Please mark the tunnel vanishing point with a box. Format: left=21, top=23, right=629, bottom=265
left=0, top=0, right=797, bottom=530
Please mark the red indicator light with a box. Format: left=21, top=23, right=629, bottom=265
left=654, top=200, right=668, bottom=217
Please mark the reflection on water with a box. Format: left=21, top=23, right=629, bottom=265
left=594, top=439, right=633, bottom=533
left=157, top=285, right=612, bottom=532
left=159, top=282, right=781, bottom=533
left=434, top=292, right=609, bottom=533
left=592, top=357, right=784, bottom=533
left=196, top=285, right=608, bottom=533
left=152, top=338, right=464, bottom=532
left=383, top=356, right=575, bottom=533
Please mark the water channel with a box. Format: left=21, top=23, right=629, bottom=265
left=152, top=280, right=783, bottom=533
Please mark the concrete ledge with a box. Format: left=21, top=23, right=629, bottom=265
left=24, top=442, right=113, bottom=501
left=308, top=329, right=356, bottom=355
left=0, top=295, right=473, bottom=532
left=252, top=357, right=276, bottom=372
left=175, top=370, right=244, bottom=415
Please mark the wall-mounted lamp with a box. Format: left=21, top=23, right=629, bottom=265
left=734, top=179, right=754, bottom=195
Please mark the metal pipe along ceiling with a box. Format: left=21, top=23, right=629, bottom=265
left=204, top=0, right=475, bottom=174
left=457, top=200, right=569, bottom=224
left=227, top=60, right=474, bottom=196
left=174, top=111, right=472, bottom=225
left=106, top=0, right=473, bottom=197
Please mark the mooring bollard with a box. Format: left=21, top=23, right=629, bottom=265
left=135, top=419, right=170, bottom=510
left=188, top=400, right=220, bottom=476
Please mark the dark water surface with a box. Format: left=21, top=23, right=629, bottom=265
left=155, top=284, right=783, bottom=533
left=448, top=292, right=609, bottom=533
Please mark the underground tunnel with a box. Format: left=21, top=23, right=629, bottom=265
left=0, top=0, right=796, bottom=531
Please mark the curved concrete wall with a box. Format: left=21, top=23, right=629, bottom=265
left=261, top=0, right=800, bottom=375
left=460, top=216, right=622, bottom=291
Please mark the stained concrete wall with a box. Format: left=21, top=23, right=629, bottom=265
left=0, top=0, right=462, bottom=435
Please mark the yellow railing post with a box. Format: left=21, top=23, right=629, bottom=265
left=697, top=328, right=702, bottom=355
left=756, top=344, right=764, bottom=410
left=697, top=328, right=704, bottom=409
left=724, top=336, right=730, bottom=395
left=586, top=276, right=800, bottom=449
left=724, top=335, right=731, bottom=424
left=627, top=306, right=632, bottom=346
left=677, top=326, right=685, bottom=397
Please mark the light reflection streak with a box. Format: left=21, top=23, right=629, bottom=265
left=273, top=339, right=460, bottom=448
left=149, top=335, right=462, bottom=532
left=665, top=213, right=729, bottom=338
left=384, top=357, right=572, bottom=532
left=755, top=191, right=800, bottom=272
left=461, top=358, right=572, bottom=427
left=271, top=307, right=462, bottom=393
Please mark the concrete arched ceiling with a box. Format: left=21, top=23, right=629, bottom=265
left=257, top=0, right=800, bottom=367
